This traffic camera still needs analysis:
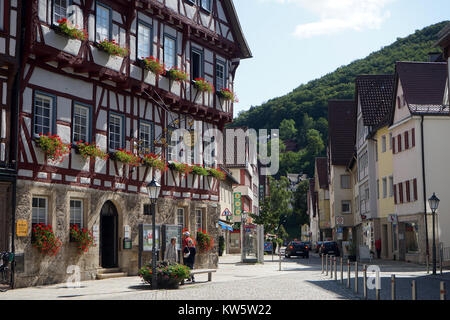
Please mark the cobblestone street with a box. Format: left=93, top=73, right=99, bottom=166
left=2, top=252, right=449, bottom=300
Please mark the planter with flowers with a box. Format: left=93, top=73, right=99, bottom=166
left=111, top=149, right=141, bottom=167
left=97, top=39, right=128, bottom=57
left=70, top=225, right=95, bottom=254
left=192, top=78, right=214, bottom=93
left=167, top=67, right=188, bottom=82
left=138, top=261, right=191, bottom=289
left=196, top=229, right=214, bottom=253
left=141, top=153, right=168, bottom=172
left=190, top=165, right=209, bottom=177
left=75, top=141, right=109, bottom=160
left=217, top=88, right=238, bottom=102
left=140, top=56, right=166, bottom=76
left=54, top=18, right=87, bottom=41
left=169, top=162, right=193, bottom=177
left=35, top=133, right=71, bottom=163
left=32, top=223, right=62, bottom=256
left=208, top=167, right=226, bottom=181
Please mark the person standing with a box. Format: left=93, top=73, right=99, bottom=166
left=164, top=237, right=178, bottom=263
left=183, top=239, right=197, bottom=282
left=375, top=239, right=382, bottom=259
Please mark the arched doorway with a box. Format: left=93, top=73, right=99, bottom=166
left=100, top=201, right=118, bottom=268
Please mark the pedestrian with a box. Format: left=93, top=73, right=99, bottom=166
left=375, top=238, right=381, bottom=259
left=164, top=237, right=178, bottom=263
left=183, top=239, right=197, bottom=282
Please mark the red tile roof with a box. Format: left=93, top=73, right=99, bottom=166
left=328, top=100, right=356, bottom=166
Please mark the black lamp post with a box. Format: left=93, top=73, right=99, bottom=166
left=147, top=177, right=161, bottom=289
left=428, top=193, right=440, bottom=275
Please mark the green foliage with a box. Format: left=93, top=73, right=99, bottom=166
left=231, top=21, right=448, bottom=177
left=279, top=119, right=298, bottom=141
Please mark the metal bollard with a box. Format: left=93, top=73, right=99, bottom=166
left=347, top=260, right=351, bottom=288
left=411, top=280, right=417, bottom=300
left=330, top=256, right=334, bottom=279
left=279, top=250, right=281, bottom=271
left=354, top=262, right=359, bottom=294
left=334, top=257, right=337, bottom=280
left=440, top=252, right=443, bottom=275
left=391, top=275, right=396, bottom=300
left=326, top=254, right=328, bottom=276
left=321, top=254, right=324, bottom=274
left=375, top=271, right=381, bottom=300
left=363, top=265, right=367, bottom=299
left=427, top=255, right=430, bottom=274
left=340, top=257, right=344, bottom=284
left=441, top=282, right=446, bottom=300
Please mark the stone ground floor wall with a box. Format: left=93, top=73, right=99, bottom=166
left=13, top=180, right=220, bottom=288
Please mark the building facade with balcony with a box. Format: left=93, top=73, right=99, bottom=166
left=13, top=0, right=251, bottom=288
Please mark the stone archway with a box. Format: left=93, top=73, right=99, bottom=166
left=100, top=201, right=118, bottom=268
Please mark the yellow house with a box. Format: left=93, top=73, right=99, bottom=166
left=314, top=158, right=332, bottom=240
left=375, top=125, right=396, bottom=259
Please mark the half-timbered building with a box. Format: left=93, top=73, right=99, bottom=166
left=0, top=0, right=22, bottom=286
left=14, top=0, right=251, bottom=287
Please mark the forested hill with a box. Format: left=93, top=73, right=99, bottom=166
left=231, top=21, right=449, bottom=177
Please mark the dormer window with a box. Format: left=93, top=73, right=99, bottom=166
left=96, top=3, right=111, bottom=42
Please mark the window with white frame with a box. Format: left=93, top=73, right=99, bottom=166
left=96, top=3, right=110, bottom=42
left=137, top=22, right=152, bottom=60
left=177, top=208, right=184, bottom=227
left=358, top=152, right=368, bottom=181
left=139, top=121, right=153, bottom=154
left=195, top=209, right=203, bottom=232
left=389, top=176, right=394, bottom=197
left=164, top=35, right=176, bottom=70
left=216, top=61, right=226, bottom=91
left=0, top=0, right=4, bottom=30
left=34, top=93, right=54, bottom=137
left=53, top=0, right=69, bottom=24
left=32, top=197, right=48, bottom=225
left=389, top=133, right=393, bottom=150
left=382, top=177, right=387, bottom=198
left=167, top=125, right=179, bottom=162
left=70, top=199, right=83, bottom=228
left=341, top=200, right=351, bottom=214
left=381, top=135, right=386, bottom=153
left=109, top=114, right=123, bottom=151
left=73, top=104, right=90, bottom=143
left=200, top=0, right=212, bottom=11
left=191, top=49, right=203, bottom=80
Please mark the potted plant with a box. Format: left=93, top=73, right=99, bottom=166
left=75, top=141, right=109, bottom=160
left=55, top=18, right=87, bottom=40
left=218, top=235, right=225, bottom=257
left=70, top=224, right=95, bottom=254
left=169, top=162, right=193, bottom=176
left=97, top=39, right=128, bottom=57
left=141, top=153, right=168, bottom=172
left=217, top=88, right=237, bottom=102
left=36, top=133, right=71, bottom=163
left=167, top=67, right=188, bottom=82
left=111, top=149, right=141, bottom=166
left=196, top=229, right=214, bottom=253
left=138, top=261, right=191, bottom=289
left=140, top=56, right=166, bottom=76
left=207, top=167, right=226, bottom=181
left=193, top=78, right=214, bottom=93
left=190, top=164, right=209, bottom=177
left=32, top=223, right=62, bottom=256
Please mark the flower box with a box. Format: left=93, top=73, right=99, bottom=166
left=167, top=68, right=188, bottom=82
left=111, top=149, right=141, bottom=166
left=70, top=225, right=95, bottom=254
left=53, top=18, right=87, bottom=41
left=97, top=39, right=128, bottom=57
left=141, top=153, right=168, bottom=172
left=207, top=167, right=226, bottom=181
left=196, top=229, right=214, bottom=253
left=35, top=133, right=71, bottom=163
left=32, top=224, right=62, bottom=256
left=140, top=57, right=166, bottom=76
left=75, top=142, right=109, bottom=160
left=190, top=165, right=209, bottom=176
left=138, top=261, right=190, bottom=289
left=169, top=162, right=193, bottom=176
left=217, top=88, right=237, bottom=102
left=193, top=78, right=214, bottom=93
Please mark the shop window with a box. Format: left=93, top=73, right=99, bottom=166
left=405, top=222, right=419, bottom=253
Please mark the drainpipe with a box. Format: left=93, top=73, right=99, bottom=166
left=421, top=115, right=430, bottom=262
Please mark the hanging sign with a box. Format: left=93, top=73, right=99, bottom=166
left=16, top=220, right=28, bottom=237
left=234, top=192, right=242, bottom=216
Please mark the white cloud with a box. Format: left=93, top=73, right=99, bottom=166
left=262, top=0, right=393, bottom=38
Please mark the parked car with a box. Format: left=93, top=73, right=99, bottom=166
left=314, top=241, right=323, bottom=253
left=285, top=241, right=310, bottom=259
left=319, top=241, right=340, bottom=256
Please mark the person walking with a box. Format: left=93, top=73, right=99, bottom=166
left=164, top=237, right=178, bottom=263
left=375, top=239, right=382, bottom=259
left=183, top=239, right=197, bottom=282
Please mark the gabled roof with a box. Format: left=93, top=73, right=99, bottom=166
left=328, top=100, right=356, bottom=166
left=356, top=75, right=395, bottom=127
left=436, top=22, right=450, bottom=51
left=315, top=157, right=329, bottom=189
left=390, top=61, right=448, bottom=123
left=222, top=0, right=252, bottom=59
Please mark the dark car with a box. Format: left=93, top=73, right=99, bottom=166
left=285, top=241, right=310, bottom=259
left=319, top=241, right=340, bottom=256
left=314, top=241, right=323, bottom=253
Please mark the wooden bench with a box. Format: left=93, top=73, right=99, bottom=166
left=190, top=269, right=217, bottom=282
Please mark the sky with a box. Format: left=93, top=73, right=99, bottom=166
left=232, top=0, right=450, bottom=116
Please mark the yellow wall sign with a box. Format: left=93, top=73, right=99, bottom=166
left=16, top=220, right=28, bottom=237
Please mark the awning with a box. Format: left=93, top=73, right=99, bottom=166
left=218, top=220, right=234, bottom=231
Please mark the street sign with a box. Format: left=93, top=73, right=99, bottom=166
left=336, top=216, right=345, bottom=225
left=222, top=208, right=232, bottom=216
left=388, top=214, right=398, bottom=224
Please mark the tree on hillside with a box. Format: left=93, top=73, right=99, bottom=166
left=285, top=180, right=310, bottom=240
left=279, top=119, right=298, bottom=141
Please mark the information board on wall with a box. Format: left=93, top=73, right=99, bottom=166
left=164, top=225, right=182, bottom=251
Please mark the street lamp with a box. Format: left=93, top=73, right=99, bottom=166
left=428, top=193, right=440, bottom=275
left=147, top=177, right=161, bottom=289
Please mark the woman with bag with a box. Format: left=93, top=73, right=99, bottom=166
left=164, top=237, right=178, bottom=263
left=183, top=239, right=197, bottom=282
